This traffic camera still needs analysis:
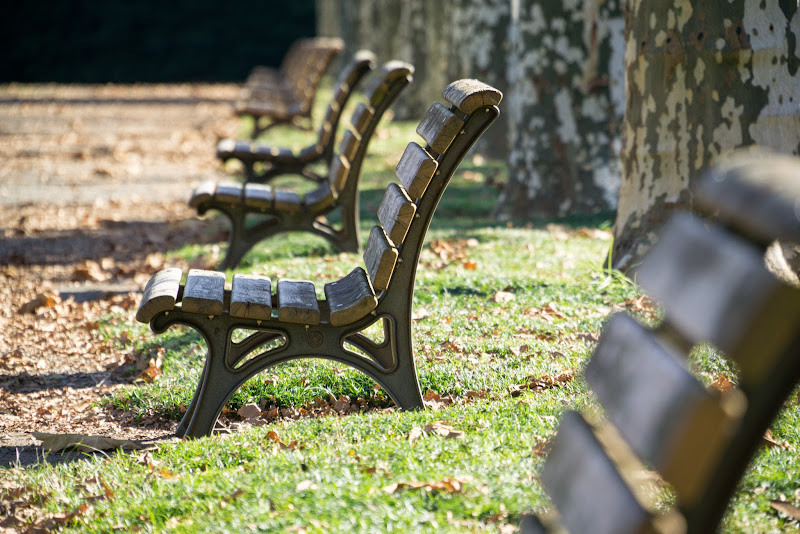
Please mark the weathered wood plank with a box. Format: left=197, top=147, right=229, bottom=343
left=541, top=411, right=655, bottom=534
left=189, top=181, right=216, bottom=208
left=303, top=185, right=336, bottom=212
left=214, top=182, right=244, bottom=204
left=364, top=61, right=414, bottom=107
left=585, top=313, right=739, bottom=504
left=273, top=189, right=302, bottom=213
left=633, top=212, right=800, bottom=384
left=324, top=267, right=378, bottom=326
left=230, top=274, right=272, bottom=320
left=395, top=142, right=438, bottom=200
left=416, top=102, right=464, bottom=154
left=693, top=150, right=800, bottom=244
left=350, top=103, right=375, bottom=136
left=328, top=155, right=351, bottom=193
left=277, top=279, right=320, bottom=324
left=243, top=183, right=274, bottom=210
left=182, top=269, right=225, bottom=316
left=136, top=268, right=182, bottom=323
left=338, top=128, right=361, bottom=163
left=363, top=225, right=398, bottom=291
left=442, top=79, right=503, bottom=114
left=378, top=182, right=416, bottom=245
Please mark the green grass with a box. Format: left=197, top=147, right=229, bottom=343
left=4, top=82, right=799, bottom=533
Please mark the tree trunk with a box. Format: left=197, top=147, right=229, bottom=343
left=613, top=0, right=800, bottom=271
left=448, top=0, right=512, bottom=158
left=496, top=0, right=625, bottom=220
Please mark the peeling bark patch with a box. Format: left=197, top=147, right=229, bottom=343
left=613, top=0, right=795, bottom=270
left=500, top=0, right=623, bottom=219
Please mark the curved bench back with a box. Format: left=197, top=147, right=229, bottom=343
left=524, top=151, right=800, bottom=534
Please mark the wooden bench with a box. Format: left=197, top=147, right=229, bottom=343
left=521, top=151, right=800, bottom=534
left=218, top=50, right=376, bottom=185
left=191, top=60, right=415, bottom=270
left=237, top=37, right=344, bottom=138
left=136, top=79, right=502, bottom=439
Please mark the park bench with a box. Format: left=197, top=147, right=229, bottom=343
left=217, top=50, right=376, bottom=185
left=136, top=79, right=502, bottom=439
left=521, top=151, right=800, bottom=534
left=237, top=37, right=344, bottom=138
left=191, top=60, right=414, bottom=270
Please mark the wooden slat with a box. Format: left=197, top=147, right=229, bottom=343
left=378, top=182, right=416, bottom=245
left=416, top=102, right=464, bottom=154
left=182, top=269, right=225, bottom=316
left=214, top=182, right=244, bottom=204
left=304, top=185, right=336, bottom=212
left=272, top=189, right=302, bottom=213
left=363, top=226, right=398, bottom=291
left=693, top=151, right=800, bottom=244
left=350, top=103, right=375, bottom=136
left=442, top=79, right=503, bottom=114
left=324, top=267, right=378, bottom=326
left=243, top=183, right=274, bottom=210
left=338, top=128, right=361, bottom=163
left=328, top=155, right=351, bottom=193
left=540, top=411, right=655, bottom=534
left=189, top=181, right=216, bottom=208
left=230, top=274, right=272, bottom=320
left=277, top=279, right=320, bottom=324
left=135, top=268, right=182, bottom=323
left=395, top=142, right=438, bottom=200
left=634, top=213, right=800, bottom=384
left=364, top=60, right=414, bottom=107
left=585, top=313, right=741, bottom=504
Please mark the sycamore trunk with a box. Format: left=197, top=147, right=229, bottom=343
left=613, top=0, right=800, bottom=270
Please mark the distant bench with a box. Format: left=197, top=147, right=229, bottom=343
left=136, top=79, right=502, bottom=438
left=193, top=59, right=414, bottom=270
left=522, top=151, right=800, bottom=534
left=237, top=37, right=344, bottom=138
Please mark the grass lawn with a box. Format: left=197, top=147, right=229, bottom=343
left=3, top=83, right=799, bottom=533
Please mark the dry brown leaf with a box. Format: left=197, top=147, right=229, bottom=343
left=237, top=403, right=262, bottom=420
left=383, top=476, right=470, bottom=494
left=407, top=426, right=423, bottom=443
left=32, top=432, right=145, bottom=452
left=491, top=291, right=515, bottom=303
left=770, top=500, right=800, bottom=520
left=709, top=375, right=736, bottom=394
left=411, top=308, right=431, bottom=321
left=18, top=291, right=61, bottom=314
left=462, top=260, right=478, bottom=270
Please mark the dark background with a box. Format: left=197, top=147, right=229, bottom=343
left=1, top=1, right=316, bottom=83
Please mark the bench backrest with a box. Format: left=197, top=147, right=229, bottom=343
left=321, top=60, right=415, bottom=199
left=363, top=80, right=503, bottom=294
left=281, top=37, right=344, bottom=115
left=525, top=151, right=800, bottom=534
left=296, top=50, right=378, bottom=166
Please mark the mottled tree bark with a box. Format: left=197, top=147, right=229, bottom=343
left=495, top=0, right=625, bottom=220
left=613, top=0, right=800, bottom=271
left=448, top=0, right=511, bottom=158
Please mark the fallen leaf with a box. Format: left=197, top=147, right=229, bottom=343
left=407, top=426, right=423, bottom=443
left=710, top=375, right=736, bottom=394
left=383, top=476, right=470, bottom=494
left=32, top=432, right=145, bottom=452
left=491, top=291, right=515, bottom=303
left=18, top=291, right=61, bottom=314
left=237, top=403, right=262, bottom=420
left=411, top=308, right=431, bottom=320
left=462, top=260, right=478, bottom=270
left=770, top=500, right=800, bottom=520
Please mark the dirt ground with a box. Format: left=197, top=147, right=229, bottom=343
left=0, top=83, right=243, bottom=467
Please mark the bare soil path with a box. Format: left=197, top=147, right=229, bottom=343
left=0, top=83, right=241, bottom=466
